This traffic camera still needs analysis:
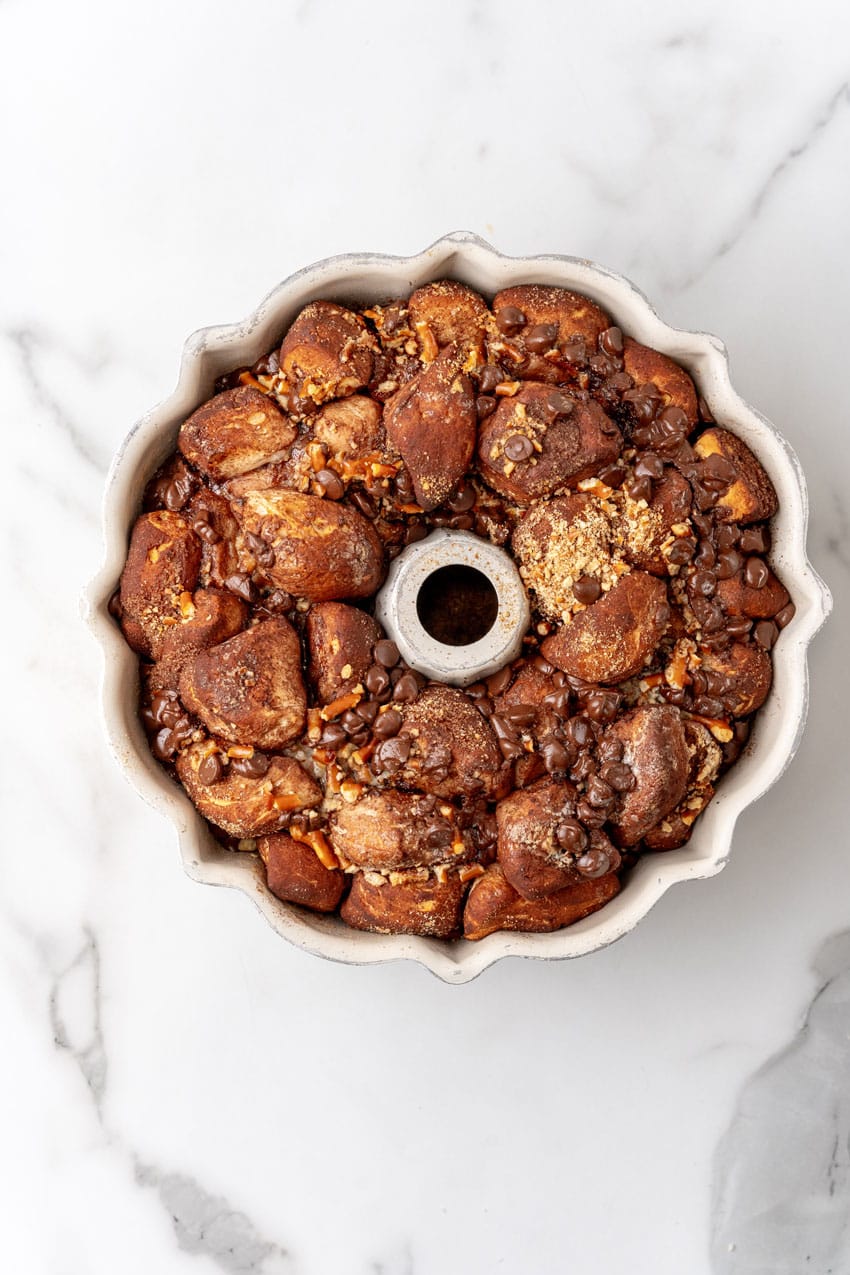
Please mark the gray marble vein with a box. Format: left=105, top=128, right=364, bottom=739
left=49, top=927, right=107, bottom=1113
left=134, top=1161, right=292, bottom=1274
left=680, top=79, right=850, bottom=290
left=5, top=326, right=112, bottom=475
left=44, top=924, right=294, bottom=1273
left=711, top=931, right=850, bottom=1272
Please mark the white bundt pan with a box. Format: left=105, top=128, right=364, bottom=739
left=85, top=233, right=832, bottom=983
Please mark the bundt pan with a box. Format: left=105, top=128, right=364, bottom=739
left=85, top=233, right=831, bottom=983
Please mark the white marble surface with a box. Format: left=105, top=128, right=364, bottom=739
left=1, top=1, right=848, bottom=1271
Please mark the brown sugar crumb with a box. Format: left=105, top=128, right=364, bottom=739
left=513, top=495, right=630, bottom=622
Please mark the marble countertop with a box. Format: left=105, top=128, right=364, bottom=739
left=2, top=1, right=848, bottom=1271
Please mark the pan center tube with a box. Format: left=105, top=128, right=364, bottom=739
left=374, top=529, right=530, bottom=687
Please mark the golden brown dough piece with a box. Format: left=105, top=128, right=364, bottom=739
left=176, top=744, right=321, bottom=838
left=542, top=572, right=670, bottom=684
left=237, top=489, right=384, bottom=601
left=383, top=344, right=477, bottom=510
left=306, top=602, right=380, bottom=704
left=407, top=280, right=489, bottom=359
left=622, top=338, right=698, bottom=427
left=310, top=394, right=384, bottom=462
left=279, top=300, right=377, bottom=404
left=477, top=384, right=620, bottom=504
left=693, top=427, right=778, bottom=524
left=385, top=686, right=505, bottom=799
left=622, top=469, right=694, bottom=575
left=463, top=863, right=620, bottom=940
left=259, top=834, right=345, bottom=912
left=329, top=788, right=475, bottom=873
left=179, top=617, right=306, bottom=750
left=643, top=720, right=721, bottom=850
left=178, top=386, right=297, bottom=480
left=605, top=705, right=688, bottom=846
left=496, top=779, right=583, bottom=900
left=715, top=570, right=790, bottom=620
left=342, top=870, right=466, bottom=938
left=697, top=642, right=773, bottom=716
left=154, top=587, right=248, bottom=688
left=491, top=285, right=611, bottom=383
left=119, top=511, right=202, bottom=658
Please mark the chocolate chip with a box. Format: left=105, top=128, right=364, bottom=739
left=340, top=710, right=364, bottom=735
left=405, top=522, right=428, bottom=545
left=479, top=365, right=503, bottom=394
left=556, top=818, right=588, bottom=854
left=476, top=395, right=497, bottom=420
left=502, top=703, right=537, bottom=729
left=573, top=575, right=601, bottom=605
left=656, top=405, right=689, bottom=439
left=695, top=540, right=717, bottom=570
left=599, top=761, right=634, bottom=792
left=597, top=737, right=624, bottom=763
left=690, top=568, right=717, bottom=598
left=599, top=326, right=625, bottom=356
left=394, top=467, right=414, bottom=502
left=525, top=322, right=559, bottom=353
left=716, top=524, right=739, bottom=551
left=355, top=699, right=379, bottom=723
left=567, top=717, right=593, bottom=747
left=497, top=736, right=524, bottom=760
left=597, top=463, right=626, bottom=489
left=375, top=734, right=411, bottom=771
left=583, top=689, right=621, bottom=722
left=351, top=489, right=378, bottom=519
left=373, top=639, right=400, bottom=668
left=485, top=666, right=513, bottom=697
left=532, top=654, right=555, bottom=675
left=224, top=573, right=253, bottom=602
left=231, top=750, right=270, bottom=779
left=193, top=518, right=221, bottom=544
left=490, top=714, right=518, bottom=743
left=198, top=752, right=224, bottom=785
left=562, top=336, right=587, bottom=366
left=701, top=453, right=737, bottom=491
left=725, top=615, right=752, bottom=638
left=495, top=306, right=526, bottom=335
left=754, top=620, right=778, bottom=649
left=315, top=468, right=345, bottom=500
left=504, top=434, right=534, bottom=462
left=365, top=664, right=390, bottom=696
left=320, top=723, right=348, bottom=750
left=576, top=847, right=613, bottom=878
left=623, top=386, right=660, bottom=423
left=740, top=525, right=770, bottom=555
left=628, top=475, right=653, bottom=503
left=372, top=707, right=403, bottom=739
left=446, top=483, right=476, bottom=513
left=108, top=590, right=123, bottom=620
left=634, top=452, right=664, bottom=481
left=544, top=389, right=575, bottom=420
left=576, top=799, right=607, bottom=829
left=668, top=537, right=697, bottom=566
left=151, top=728, right=177, bottom=762
left=392, top=672, right=420, bottom=703
left=693, top=695, right=724, bottom=718
left=775, top=601, right=796, bottom=629
left=586, top=776, right=615, bottom=808
left=744, top=557, right=769, bottom=590
left=541, top=738, right=569, bottom=775
left=715, top=549, right=743, bottom=580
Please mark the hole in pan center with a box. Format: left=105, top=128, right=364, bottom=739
left=416, top=564, right=499, bottom=647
